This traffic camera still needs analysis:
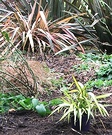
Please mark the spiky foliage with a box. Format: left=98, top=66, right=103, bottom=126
left=63, top=0, right=112, bottom=54
left=0, top=0, right=85, bottom=56
left=50, top=76, right=112, bottom=131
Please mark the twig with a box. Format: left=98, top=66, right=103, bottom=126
left=71, top=128, right=82, bottom=135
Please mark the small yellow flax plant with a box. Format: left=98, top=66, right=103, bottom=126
left=50, top=76, right=112, bottom=131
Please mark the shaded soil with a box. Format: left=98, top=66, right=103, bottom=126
left=0, top=54, right=112, bottom=135
left=0, top=109, right=112, bottom=135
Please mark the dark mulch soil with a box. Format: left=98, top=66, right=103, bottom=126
left=0, top=110, right=112, bottom=135
left=0, top=54, right=112, bottom=135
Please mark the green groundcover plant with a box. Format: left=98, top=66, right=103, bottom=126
left=78, top=53, right=112, bottom=89
left=0, top=92, right=61, bottom=116
left=86, top=79, right=112, bottom=89
left=96, top=63, right=112, bottom=80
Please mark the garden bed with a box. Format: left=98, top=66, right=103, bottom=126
left=0, top=53, right=112, bottom=135
left=0, top=108, right=112, bottom=135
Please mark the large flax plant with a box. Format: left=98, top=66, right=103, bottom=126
left=0, top=0, right=85, bottom=55
left=63, top=0, right=112, bottom=54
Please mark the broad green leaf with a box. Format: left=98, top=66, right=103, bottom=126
left=32, top=98, right=38, bottom=107
left=49, top=98, right=62, bottom=106
left=36, top=104, right=46, bottom=116
left=18, top=99, right=32, bottom=110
